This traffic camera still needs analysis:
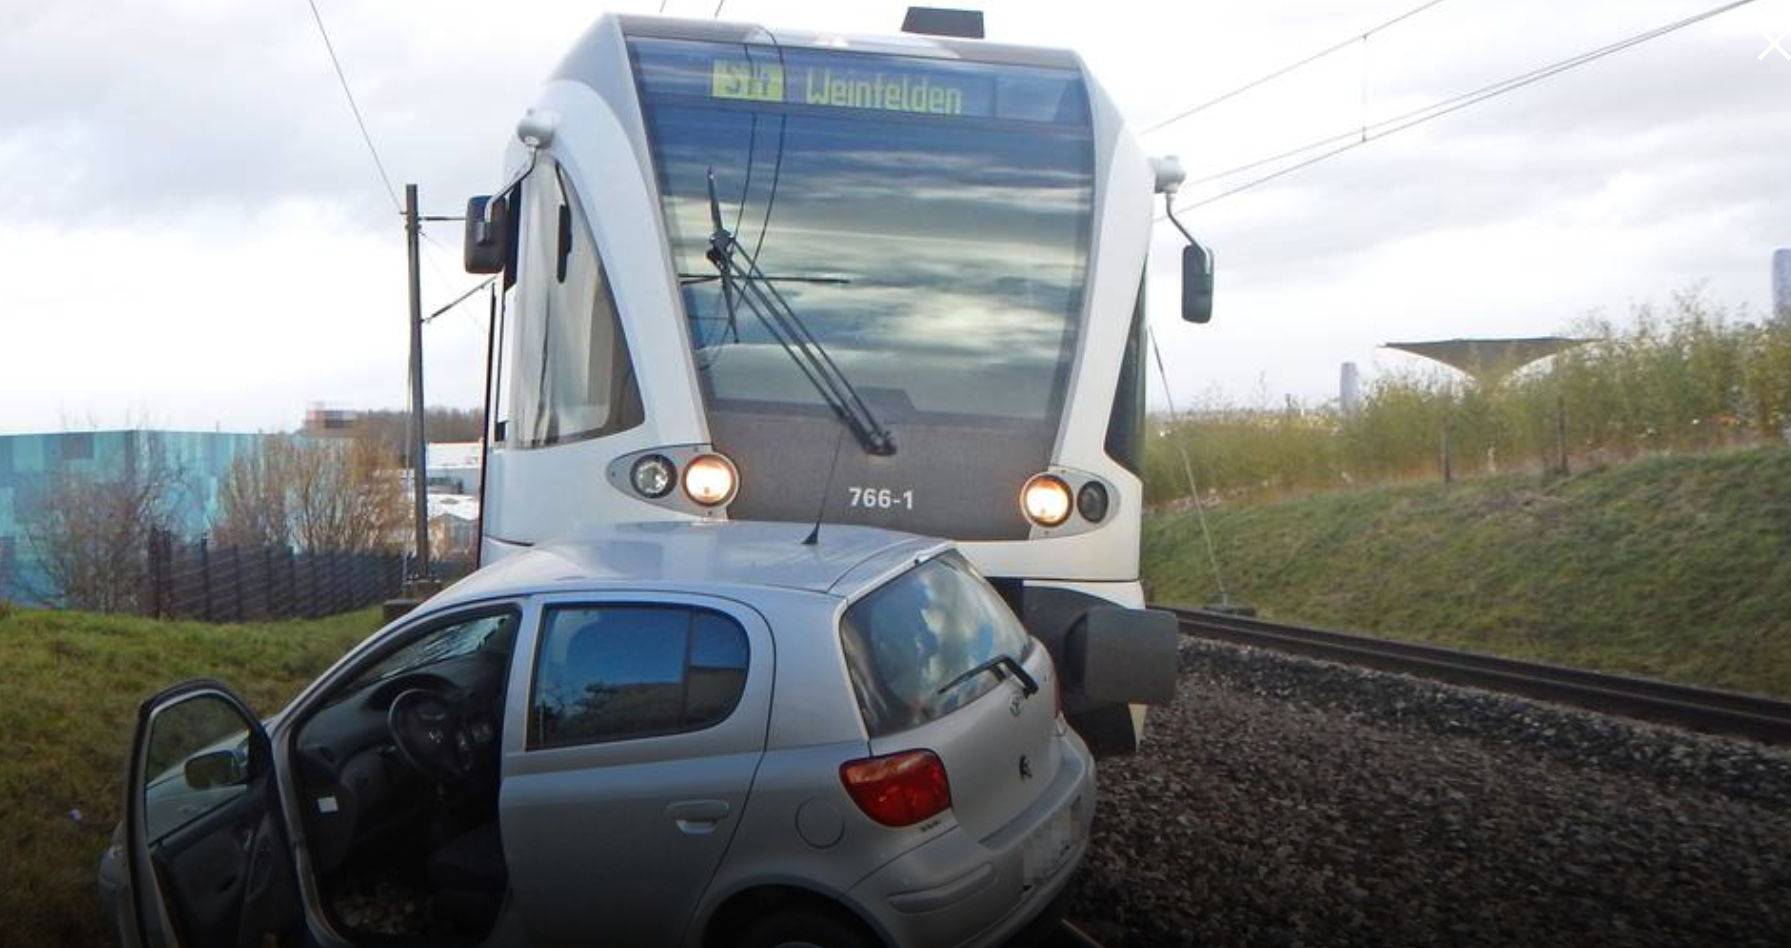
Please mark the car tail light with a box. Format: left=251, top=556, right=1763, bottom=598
left=840, top=750, right=951, bottom=827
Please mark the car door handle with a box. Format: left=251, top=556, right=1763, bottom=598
left=667, top=799, right=731, bottom=834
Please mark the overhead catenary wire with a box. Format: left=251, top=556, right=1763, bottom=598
left=300, top=1, right=469, bottom=302
left=1147, top=325, right=1232, bottom=608
left=1187, top=0, right=1748, bottom=190
left=302, top=0, right=402, bottom=213
left=1162, top=0, right=1762, bottom=215
left=417, top=229, right=491, bottom=326
left=424, top=275, right=499, bottom=325
left=410, top=209, right=493, bottom=326
left=1142, top=0, right=1457, bottom=135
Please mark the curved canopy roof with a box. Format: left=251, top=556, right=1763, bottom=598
left=1382, top=336, right=1590, bottom=385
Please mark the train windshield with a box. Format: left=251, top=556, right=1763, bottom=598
left=630, top=37, right=1095, bottom=433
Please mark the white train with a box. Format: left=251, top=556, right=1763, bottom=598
left=463, top=10, right=1212, bottom=753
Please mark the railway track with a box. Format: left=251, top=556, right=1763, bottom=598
left=1051, top=920, right=1106, bottom=947
left=1166, top=607, right=1791, bottom=746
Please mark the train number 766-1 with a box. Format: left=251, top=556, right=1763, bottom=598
left=847, top=487, right=915, bottom=510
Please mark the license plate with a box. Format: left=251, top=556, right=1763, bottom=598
left=1020, top=805, right=1079, bottom=889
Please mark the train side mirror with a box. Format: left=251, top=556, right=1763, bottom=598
left=464, top=195, right=509, bottom=274
left=1182, top=243, right=1214, bottom=324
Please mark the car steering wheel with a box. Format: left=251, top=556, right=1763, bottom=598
left=387, top=688, right=474, bottom=782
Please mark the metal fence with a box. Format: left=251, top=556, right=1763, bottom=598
left=141, top=531, right=474, bottom=622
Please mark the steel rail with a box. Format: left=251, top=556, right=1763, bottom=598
left=1055, top=920, right=1107, bottom=948
left=1166, top=607, right=1791, bottom=746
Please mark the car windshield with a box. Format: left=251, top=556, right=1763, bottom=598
left=839, top=552, right=1033, bottom=736
left=347, top=612, right=518, bottom=691
left=630, top=37, right=1095, bottom=434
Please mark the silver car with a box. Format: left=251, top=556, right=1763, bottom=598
left=99, top=521, right=1161, bottom=948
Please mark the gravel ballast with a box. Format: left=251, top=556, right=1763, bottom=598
left=1066, top=639, right=1791, bottom=947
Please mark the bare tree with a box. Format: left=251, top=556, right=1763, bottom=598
left=21, top=462, right=183, bottom=612
left=213, top=436, right=407, bottom=555
left=291, top=436, right=408, bottom=554
left=0, top=540, right=18, bottom=617
left=213, top=437, right=295, bottom=550
left=320, top=407, right=483, bottom=462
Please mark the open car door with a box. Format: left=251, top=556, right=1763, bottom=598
left=124, top=679, right=300, bottom=948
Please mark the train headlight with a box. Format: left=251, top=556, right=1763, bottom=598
left=1021, top=474, right=1073, bottom=528
left=630, top=455, right=676, bottom=499
left=1076, top=481, right=1109, bottom=523
left=683, top=454, right=738, bottom=507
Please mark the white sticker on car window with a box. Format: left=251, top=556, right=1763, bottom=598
left=317, top=796, right=339, bottom=814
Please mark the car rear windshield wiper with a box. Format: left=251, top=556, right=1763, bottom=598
left=704, top=168, right=896, bottom=456
left=936, top=654, right=1039, bottom=698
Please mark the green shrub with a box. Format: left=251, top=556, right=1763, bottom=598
left=1147, top=292, right=1790, bottom=505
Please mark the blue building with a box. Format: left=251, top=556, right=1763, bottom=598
left=0, top=430, right=269, bottom=604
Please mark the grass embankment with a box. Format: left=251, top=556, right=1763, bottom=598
left=1145, top=446, right=1791, bottom=699
left=0, top=608, right=380, bottom=948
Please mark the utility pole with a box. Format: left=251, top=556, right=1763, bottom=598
left=1555, top=394, right=1570, bottom=477
left=387, top=192, right=475, bottom=619
left=403, top=184, right=433, bottom=594
left=1440, top=417, right=1454, bottom=484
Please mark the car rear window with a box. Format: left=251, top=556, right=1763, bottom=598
left=839, top=552, right=1032, bottom=737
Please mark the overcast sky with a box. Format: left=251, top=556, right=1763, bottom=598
left=2, top=0, right=1788, bottom=433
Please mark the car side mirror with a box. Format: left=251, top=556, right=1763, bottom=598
left=1182, top=243, right=1214, bottom=324
left=464, top=195, right=509, bottom=274
left=183, top=749, right=246, bottom=790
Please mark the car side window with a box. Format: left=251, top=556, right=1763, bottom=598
left=529, top=605, right=749, bottom=750
left=141, top=694, right=253, bottom=843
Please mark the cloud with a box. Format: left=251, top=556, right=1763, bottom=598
left=0, top=0, right=562, bottom=227
left=3, top=0, right=1788, bottom=433
left=1133, top=0, right=1791, bottom=408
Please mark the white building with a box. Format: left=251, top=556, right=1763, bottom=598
left=1773, top=249, right=1790, bottom=323
left=426, top=493, right=481, bottom=559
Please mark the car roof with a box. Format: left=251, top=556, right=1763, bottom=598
left=429, top=520, right=948, bottom=609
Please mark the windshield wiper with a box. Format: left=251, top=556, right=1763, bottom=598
left=679, top=272, right=851, bottom=345
left=704, top=169, right=896, bottom=456
left=936, top=654, right=1039, bottom=698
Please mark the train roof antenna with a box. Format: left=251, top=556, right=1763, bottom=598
left=803, top=425, right=849, bottom=546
